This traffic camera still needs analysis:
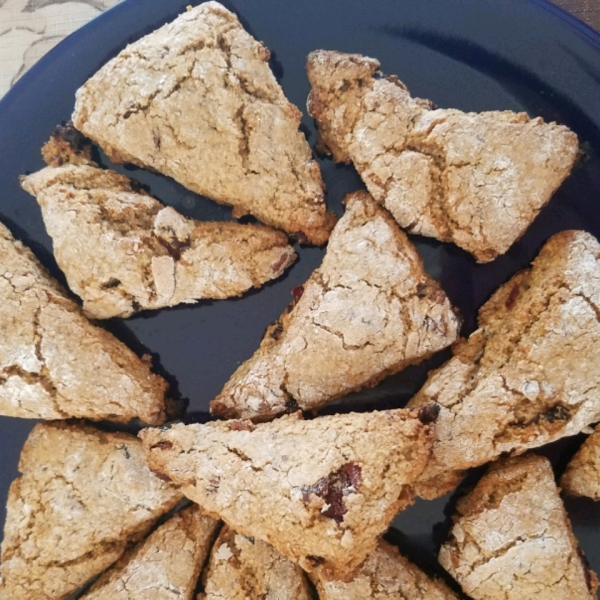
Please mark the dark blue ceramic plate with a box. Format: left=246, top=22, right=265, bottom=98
left=1, top=0, right=600, bottom=593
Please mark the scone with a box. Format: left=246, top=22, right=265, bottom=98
left=72, top=2, right=336, bottom=245
left=561, top=426, right=600, bottom=500
left=81, top=505, right=219, bottom=600
left=312, top=539, right=458, bottom=599
left=21, top=129, right=296, bottom=319
left=0, top=221, right=168, bottom=423
left=140, top=407, right=437, bottom=580
left=200, top=526, right=311, bottom=600
left=439, top=454, right=599, bottom=600
left=211, top=190, right=460, bottom=421
left=408, top=230, right=600, bottom=499
left=307, top=50, right=579, bottom=262
left=0, top=422, right=184, bottom=600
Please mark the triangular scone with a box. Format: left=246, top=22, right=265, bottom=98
left=0, top=222, right=168, bottom=423
left=21, top=131, right=296, bottom=319
left=312, top=539, right=459, bottom=600
left=0, top=422, right=184, bottom=600
left=141, top=408, right=436, bottom=580
left=408, top=230, right=600, bottom=499
left=200, top=526, right=312, bottom=600
left=211, top=191, right=460, bottom=420
left=439, top=455, right=599, bottom=600
left=307, top=51, right=579, bottom=262
left=81, top=505, right=219, bottom=600
left=72, top=2, right=336, bottom=245
left=561, top=426, right=600, bottom=500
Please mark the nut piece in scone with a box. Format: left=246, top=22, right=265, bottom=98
left=81, top=505, right=219, bottom=600
left=0, top=221, right=168, bottom=423
left=200, top=526, right=311, bottom=600
left=439, top=454, right=599, bottom=600
left=140, top=408, right=436, bottom=581
left=0, top=422, right=184, bottom=600
left=210, top=190, right=460, bottom=421
left=307, top=50, right=579, bottom=262
left=20, top=130, right=296, bottom=319
left=408, top=230, right=600, bottom=499
left=561, top=425, right=600, bottom=500
left=72, top=2, right=336, bottom=245
left=311, top=539, right=459, bottom=600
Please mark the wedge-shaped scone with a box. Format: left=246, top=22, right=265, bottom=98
left=408, top=230, right=600, bottom=499
left=0, top=221, right=168, bottom=423
left=200, top=526, right=311, bottom=600
left=211, top=190, right=460, bottom=420
left=141, top=408, right=436, bottom=580
left=439, top=454, right=599, bottom=599
left=72, top=2, right=335, bottom=245
left=81, top=505, right=219, bottom=600
left=561, top=426, right=600, bottom=500
left=0, top=422, right=184, bottom=600
left=312, top=539, right=458, bottom=600
left=307, top=50, right=579, bottom=262
left=21, top=131, right=296, bottom=319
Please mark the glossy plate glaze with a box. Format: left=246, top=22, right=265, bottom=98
left=0, top=0, right=599, bottom=594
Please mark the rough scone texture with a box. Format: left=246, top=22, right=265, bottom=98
left=0, top=221, right=167, bottom=423
left=439, top=454, right=599, bottom=600
left=0, top=422, right=184, bottom=600
left=141, top=408, right=436, bottom=580
left=200, top=526, right=311, bottom=600
left=307, top=50, right=579, bottom=262
left=561, top=426, right=600, bottom=500
left=72, top=2, right=335, bottom=245
left=408, top=230, right=600, bottom=499
left=211, top=191, right=460, bottom=420
left=82, top=505, right=219, bottom=600
left=22, top=138, right=296, bottom=319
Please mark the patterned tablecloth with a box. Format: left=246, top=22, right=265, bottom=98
left=0, top=0, right=599, bottom=100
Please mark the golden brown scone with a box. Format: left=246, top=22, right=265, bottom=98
left=439, top=454, right=599, bottom=599
left=72, top=2, right=336, bottom=245
left=140, top=408, right=436, bottom=581
left=21, top=133, right=296, bottom=319
left=408, top=230, right=600, bottom=499
left=0, top=221, right=168, bottom=423
left=210, top=191, right=460, bottom=421
left=0, top=422, right=184, bottom=600
left=200, top=526, right=312, bottom=600
left=307, top=50, right=579, bottom=262
left=311, top=539, right=459, bottom=599
left=561, top=426, right=600, bottom=500
left=81, top=505, right=219, bottom=600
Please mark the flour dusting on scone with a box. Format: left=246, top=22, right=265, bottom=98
left=561, top=425, right=600, bottom=501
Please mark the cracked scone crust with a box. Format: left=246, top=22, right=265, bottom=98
left=21, top=138, right=296, bottom=319
left=200, top=526, right=311, bottom=600
left=72, top=2, right=336, bottom=245
left=439, top=454, right=599, bottom=600
left=82, top=505, right=219, bottom=600
left=141, top=408, right=436, bottom=580
left=211, top=191, right=460, bottom=420
left=307, top=50, right=579, bottom=262
left=0, top=422, right=184, bottom=600
left=311, top=539, right=459, bottom=600
left=0, top=221, right=167, bottom=423
left=408, top=230, right=600, bottom=499
left=561, top=426, right=600, bottom=500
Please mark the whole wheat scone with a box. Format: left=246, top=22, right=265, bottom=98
left=0, top=422, right=184, bottom=600
left=561, top=426, right=600, bottom=500
left=200, top=526, right=312, bottom=600
left=210, top=191, right=460, bottom=421
left=81, top=505, right=219, bottom=600
left=0, top=221, right=168, bottom=423
left=311, top=539, right=459, bottom=600
left=72, top=2, right=336, bottom=245
left=140, top=408, right=437, bottom=580
left=21, top=131, right=296, bottom=319
left=439, top=454, right=599, bottom=599
left=306, top=50, right=579, bottom=262
left=407, top=230, right=600, bottom=499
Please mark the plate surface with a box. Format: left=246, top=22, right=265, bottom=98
left=1, top=0, right=600, bottom=593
